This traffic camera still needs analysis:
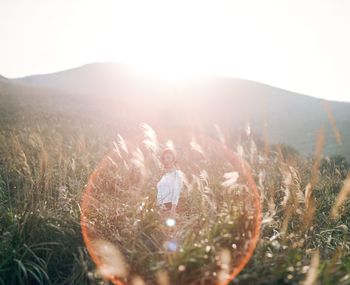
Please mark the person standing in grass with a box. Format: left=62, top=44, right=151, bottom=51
left=156, top=148, right=184, bottom=216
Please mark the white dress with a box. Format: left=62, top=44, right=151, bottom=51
left=156, top=169, right=184, bottom=206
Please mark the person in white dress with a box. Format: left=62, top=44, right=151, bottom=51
left=156, top=148, right=184, bottom=215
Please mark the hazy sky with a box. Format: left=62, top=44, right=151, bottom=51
left=1, top=0, right=350, bottom=102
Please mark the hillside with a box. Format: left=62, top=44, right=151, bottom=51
left=1, top=65, right=350, bottom=284
left=6, top=62, right=350, bottom=158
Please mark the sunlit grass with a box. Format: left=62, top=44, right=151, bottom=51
left=0, top=112, right=349, bottom=284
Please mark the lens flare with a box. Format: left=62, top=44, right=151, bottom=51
left=80, top=124, right=262, bottom=285
left=164, top=240, right=178, bottom=252
left=165, top=218, right=176, bottom=227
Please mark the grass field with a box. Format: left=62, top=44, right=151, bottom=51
left=1, top=81, right=350, bottom=284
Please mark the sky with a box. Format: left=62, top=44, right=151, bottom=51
left=0, top=0, right=350, bottom=102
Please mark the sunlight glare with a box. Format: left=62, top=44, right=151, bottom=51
left=133, top=61, right=201, bottom=81
left=165, top=218, right=176, bottom=227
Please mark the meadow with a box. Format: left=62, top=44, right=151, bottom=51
left=1, top=100, right=350, bottom=285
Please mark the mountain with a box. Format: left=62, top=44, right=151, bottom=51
left=0, top=74, right=7, bottom=83
left=5, top=63, right=350, bottom=158
left=15, top=63, right=137, bottom=97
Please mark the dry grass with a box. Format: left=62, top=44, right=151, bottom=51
left=0, top=114, right=350, bottom=285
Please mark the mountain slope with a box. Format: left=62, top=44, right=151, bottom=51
left=7, top=63, right=350, bottom=158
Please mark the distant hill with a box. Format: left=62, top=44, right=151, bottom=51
left=15, top=63, right=136, bottom=97
left=5, top=62, right=350, bottom=158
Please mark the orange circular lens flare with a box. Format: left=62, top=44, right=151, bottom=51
left=80, top=126, right=262, bottom=285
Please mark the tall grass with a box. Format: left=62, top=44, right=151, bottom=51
left=0, top=122, right=105, bottom=284
left=0, top=116, right=349, bottom=284
left=80, top=125, right=260, bottom=284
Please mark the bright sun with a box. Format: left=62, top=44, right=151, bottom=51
left=132, top=61, right=203, bottom=80
left=80, top=0, right=261, bottom=81
left=4, top=0, right=335, bottom=101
